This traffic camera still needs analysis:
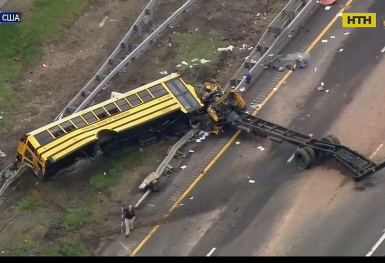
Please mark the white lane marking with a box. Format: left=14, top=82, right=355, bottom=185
left=206, top=247, right=216, bottom=257
left=364, top=144, right=384, bottom=257
left=381, top=46, right=385, bottom=53
left=366, top=232, right=385, bottom=257
left=369, top=143, right=383, bottom=160
left=287, top=134, right=313, bottom=163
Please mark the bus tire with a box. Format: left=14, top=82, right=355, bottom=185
left=326, top=134, right=340, bottom=145
left=294, top=148, right=312, bottom=169
left=303, top=146, right=316, bottom=162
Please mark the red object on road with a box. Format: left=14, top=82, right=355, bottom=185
left=318, top=0, right=336, bottom=5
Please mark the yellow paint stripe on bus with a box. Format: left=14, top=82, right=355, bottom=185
left=129, top=0, right=354, bottom=256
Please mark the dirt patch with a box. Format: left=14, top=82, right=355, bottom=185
left=0, top=0, right=287, bottom=256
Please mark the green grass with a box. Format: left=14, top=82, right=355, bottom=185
left=89, top=151, right=145, bottom=189
left=0, top=222, right=86, bottom=256
left=18, top=196, right=43, bottom=212
left=0, top=0, right=95, bottom=133
left=62, top=205, right=93, bottom=230
left=153, top=31, right=228, bottom=76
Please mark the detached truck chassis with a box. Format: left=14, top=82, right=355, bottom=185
left=230, top=110, right=383, bottom=182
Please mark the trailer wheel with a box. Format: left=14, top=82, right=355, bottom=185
left=326, top=134, right=340, bottom=145
left=294, top=148, right=312, bottom=169
left=321, top=136, right=334, bottom=144
left=303, top=146, right=316, bottom=162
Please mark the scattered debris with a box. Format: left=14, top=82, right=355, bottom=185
left=314, top=68, right=317, bottom=72
left=248, top=180, right=255, bottom=183
left=326, top=90, right=330, bottom=93
left=180, top=165, right=187, bottom=169
left=0, top=115, right=3, bottom=120
left=42, top=63, right=48, bottom=68
left=324, top=6, right=331, bottom=10
left=339, top=49, right=344, bottom=52
left=336, top=13, right=342, bottom=17
left=197, top=130, right=209, bottom=141
left=317, top=0, right=337, bottom=5
left=330, top=36, right=335, bottom=39
left=189, top=196, right=193, bottom=200
left=217, top=45, right=234, bottom=52
left=147, top=204, right=155, bottom=207
left=98, top=16, right=108, bottom=27
left=159, top=71, right=168, bottom=75
left=250, top=103, right=262, bottom=110
left=344, top=32, right=350, bottom=35
left=322, top=40, right=328, bottom=43
left=235, top=141, right=241, bottom=145
left=178, top=203, right=183, bottom=207
left=188, top=150, right=195, bottom=153
left=257, top=146, right=265, bottom=151
left=13, top=56, right=19, bottom=61
left=0, top=150, right=7, bottom=158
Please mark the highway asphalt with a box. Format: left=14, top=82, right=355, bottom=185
left=134, top=0, right=385, bottom=256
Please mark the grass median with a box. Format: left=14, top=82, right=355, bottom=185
left=0, top=0, right=96, bottom=133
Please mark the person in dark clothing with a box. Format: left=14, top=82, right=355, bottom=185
left=123, top=205, right=136, bottom=237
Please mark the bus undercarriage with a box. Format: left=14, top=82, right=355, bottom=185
left=45, top=110, right=195, bottom=180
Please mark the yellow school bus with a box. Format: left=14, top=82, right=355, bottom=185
left=17, top=74, right=204, bottom=180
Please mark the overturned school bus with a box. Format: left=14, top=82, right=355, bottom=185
left=16, top=74, right=207, bottom=180
left=9, top=71, right=383, bottom=189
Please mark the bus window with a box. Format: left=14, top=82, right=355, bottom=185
left=49, top=126, right=65, bottom=138
left=83, top=112, right=98, bottom=124
left=149, top=85, right=168, bottom=98
left=71, top=116, right=87, bottom=128
left=94, top=108, right=109, bottom=120
left=127, top=94, right=141, bottom=106
left=25, top=149, right=33, bottom=161
left=105, top=103, right=120, bottom=115
left=116, top=99, right=131, bottom=111
left=61, top=121, right=76, bottom=132
left=138, top=90, right=154, bottom=103
left=27, top=141, right=35, bottom=153
left=35, top=131, right=55, bottom=145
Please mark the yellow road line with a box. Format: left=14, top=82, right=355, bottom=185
left=129, top=0, right=354, bottom=256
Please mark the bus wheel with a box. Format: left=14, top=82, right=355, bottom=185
left=294, top=148, right=312, bottom=169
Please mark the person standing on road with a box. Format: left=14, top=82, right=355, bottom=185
left=124, top=205, right=135, bottom=238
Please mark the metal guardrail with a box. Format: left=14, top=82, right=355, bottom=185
left=134, top=129, right=198, bottom=208
left=133, top=0, right=322, bottom=208
left=55, top=0, right=195, bottom=120
left=222, top=0, right=319, bottom=92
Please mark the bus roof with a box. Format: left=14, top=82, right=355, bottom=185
left=28, top=74, right=203, bottom=147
